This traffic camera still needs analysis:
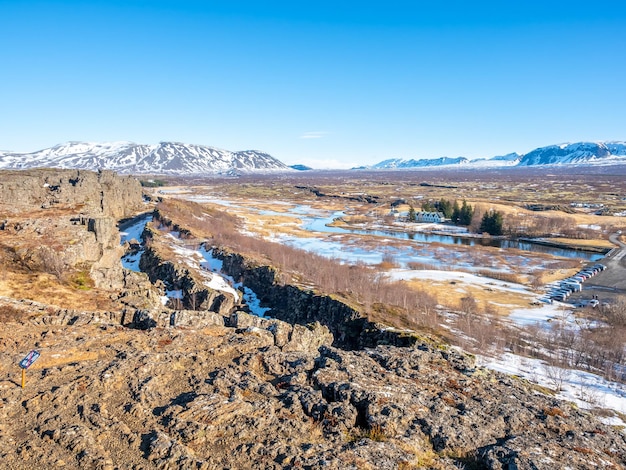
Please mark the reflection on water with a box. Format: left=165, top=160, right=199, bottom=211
left=187, top=195, right=604, bottom=262
left=303, top=216, right=604, bottom=261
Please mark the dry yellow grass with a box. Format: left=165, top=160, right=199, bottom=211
left=470, top=199, right=625, bottom=232
left=0, top=272, right=117, bottom=311
left=548, top=237, right=614, bottom=249
left=536, top=267, right=580, bottom=284
left=403, top=278, right=534, bottom=314
left=32, top=349, right=102, bottom=370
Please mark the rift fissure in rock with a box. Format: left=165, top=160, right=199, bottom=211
left=2, top=170, right=626, bottom=468
left=212, top=247, right=421, bottom=350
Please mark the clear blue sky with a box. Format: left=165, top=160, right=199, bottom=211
left=2, top=1, right=625, bottom=168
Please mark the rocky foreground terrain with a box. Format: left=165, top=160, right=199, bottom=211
left=1, top=169, right=626, bottom=469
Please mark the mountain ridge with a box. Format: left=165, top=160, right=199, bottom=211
left=367, top=141, right=626, bottom=170
left=0, top=141, right=290, bottom=175
left=1, top=140, right=626, bottom=174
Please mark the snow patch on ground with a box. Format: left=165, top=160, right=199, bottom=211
left=387, top=269, right=529, bottom=294
left=197, top=247, right=271, bottom=317
left=167, top=241, right=240, bottom=301
left=478, top=352, right=626, bottom=425
left=240, top=286, right=271, bottom=318
left=120, top=216, right=152, bottom=271
left=120, top=215, right=152, bottom=244
left=121, top=251, right=142, bottom=271
left=205, top=270, right=239, bottom=300
left=198, top=246, right=224, bottom=272
left=507, top=303, right=570, bottom=325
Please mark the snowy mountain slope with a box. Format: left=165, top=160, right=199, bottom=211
left=490, top=152, right=521, bottom=163
left=368, top=142, right=626, bottom=170
left=372, top=156, right=469, bottom=169
left=605, top=141, right=626, bottom=156
left=0, top=141, right=289, bottom=175
left=517, top=142, right=612, bottom=166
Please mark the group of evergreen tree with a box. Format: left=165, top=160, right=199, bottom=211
left=420, top=198, right=453, bottom=218
left=412, top=197, right=504, bottom=234
left=451, top=200, right=474, bottom=225
left=479, top=210, right=504, bottom=235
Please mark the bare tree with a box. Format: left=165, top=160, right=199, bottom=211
left=543, top=362, right=570, bottom=393
left=38, top=247, right=67, bottom=280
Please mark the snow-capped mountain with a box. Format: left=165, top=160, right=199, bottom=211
left=517, top=142, right=626, bottom=166
left=0, top=141, right=290, bottom=175
left=372, top=156, right=469, bottom=169
left=490, top=152, right=521, bottom=163
left=367, top=142, right=626, bottom=170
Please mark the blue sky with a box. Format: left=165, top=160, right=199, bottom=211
left=1, top=1, right=625, bottom=168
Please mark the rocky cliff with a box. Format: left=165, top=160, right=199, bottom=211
left=0, top=168, right=154, bottom=303
left=0, top=168, right=143, bottom=218
left=139, top=243, right=238, bottom=315
left=215, top=249, right=418, bottom=350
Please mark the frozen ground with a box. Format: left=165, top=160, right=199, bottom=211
left=388, top=269, right=529, bottom=295
left=478, top=352, right=626, bottom=426
left=121, top=251, right=141, bottom=271
left=507, top=303, right=570, bottom=325
left=166, top=234, right=239, bottom=301
left=120, top=215, right=152, bottom=244
left=120, top=216, right=152, bottom=270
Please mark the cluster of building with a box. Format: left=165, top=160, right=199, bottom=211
left=412, top=211, right=445, bottom=223
left=390, top=209, right=445, bottom=223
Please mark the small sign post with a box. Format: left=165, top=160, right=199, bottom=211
left=19, top=350, right=40, bottom=388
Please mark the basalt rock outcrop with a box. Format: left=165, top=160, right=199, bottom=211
left=138, top=229, right=238, bottom=316
left=214, top=248, right=419, bottom=350
left=0, top=307, right=624, bottom=469
left=0, top=168, right=143, bottom=218
left=0, top=168, right=162, bottom=309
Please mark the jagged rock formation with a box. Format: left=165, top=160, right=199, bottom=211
left=0, top=306, right=624, bottom=469
left=0, top=168, right=159, bottom=306
left=0, top=168, right=143, bottom=218
left=137, top=226, right=239, bottom=315
left=214, top=249, right=417, bottom=350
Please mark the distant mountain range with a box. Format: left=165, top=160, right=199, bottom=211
left=289, top=164, right=313, bottom=171
left=370, top=156, right=470, bottom=169
left=1, top=140, right=625, bottom=174
left=0, top=141, right=289, bottom=175
left=365, top=141, right=626, bottom=170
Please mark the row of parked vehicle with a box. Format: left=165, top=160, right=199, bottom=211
left=542, top=263, right=606, bottom=303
